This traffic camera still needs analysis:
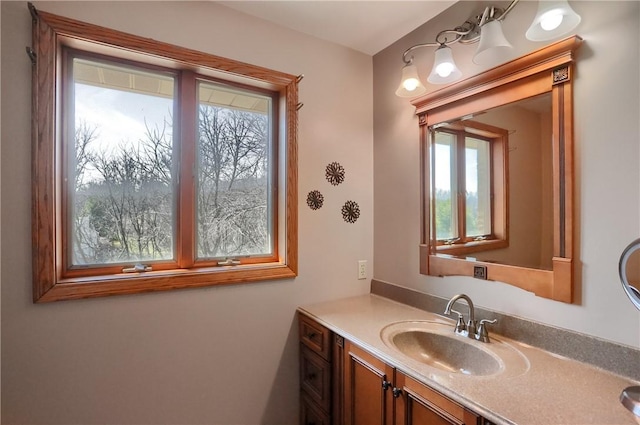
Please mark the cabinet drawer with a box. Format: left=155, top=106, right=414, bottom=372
left=300, top=392, right=331, bottom=425
left=300, top=344, right=332, bottom=412
left=299, top=313, right=331, bottom=360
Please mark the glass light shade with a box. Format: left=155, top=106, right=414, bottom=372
left=395, top=62, right=427, bottom=98
left=526, top=0, right=581, bottom=41
left=473, top=19, right=513, bottom=66
left=427, top=45, right=462, bottom=84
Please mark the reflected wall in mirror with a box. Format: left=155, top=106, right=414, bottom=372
left=431, top=94, right=554, bottom=270
left=413, top=36, right=583, bottom=303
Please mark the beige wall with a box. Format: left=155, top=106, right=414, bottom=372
left=1, top=1, right=373, bottom=423
left=373, top=1, right=640, bottom=347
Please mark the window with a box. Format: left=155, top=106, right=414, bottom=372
left=31, top=9, right=298, bottom=302
left=430, top=120, right=508, bottom=255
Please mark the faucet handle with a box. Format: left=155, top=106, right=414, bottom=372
left=454, top=314, right=467, bottom=333
left=467, top=318, right=478, bottom=336
left=446, top=308, right=467, bottom=333
left=476, top=319, right=497, bottom=343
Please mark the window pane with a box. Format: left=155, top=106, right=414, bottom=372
left=70, top=58, right=176, bottom=266
left=433, top=131, right=457, bottom=240
left=196, top=82, right=273, bottom=259
left=465, top=137, right=491, bottom=237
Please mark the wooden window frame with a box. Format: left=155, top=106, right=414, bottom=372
left=431, top=120, right=508, bottom=256
left=30, top=7, right=299, bottom=302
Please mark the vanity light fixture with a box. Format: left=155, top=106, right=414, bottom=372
left=427, top=44, right=462, bottom=84
left=526, top=0, right=582, bottom=41
left=395, top=0, right=581, bottom=97
left=473, top=16, right=513, bottom=65
left=395, top=62, right=427, bottom=97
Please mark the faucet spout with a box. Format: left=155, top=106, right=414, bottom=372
left=444, top=294, right=475, bottom=322
left=444, top=294, right=477, bottom=338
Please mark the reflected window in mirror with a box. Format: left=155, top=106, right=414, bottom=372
left=431, top=120, right=508, bottom=256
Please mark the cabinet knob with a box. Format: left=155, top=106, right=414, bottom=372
left=382, top=380, right=392, bottom=390
left=306, top=332, right=317, bottom=340
left=306, top=372, right=317, bottom=381
left=392, top=387, right=402, bottom=398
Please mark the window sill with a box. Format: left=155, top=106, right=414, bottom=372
left=36, top=263, right=297, bottom=303
left=436, top=239, right=508, bottom=256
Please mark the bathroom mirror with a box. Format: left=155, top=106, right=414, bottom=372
left=619, top=238, right=640, bottom=310
left=412, top=36, right=583, bottom=303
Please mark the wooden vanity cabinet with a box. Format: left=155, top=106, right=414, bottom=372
left=344, top=339, right=482, bottom=425
left=298, top=313, right=344, bottom=425
left=298, top=314, right=484, bottom=425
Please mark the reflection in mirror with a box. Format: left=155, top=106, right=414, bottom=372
left=619, top=238, right=640, bottom=310
left=432, top=94, right=554, bottom=270
left=431, top=119, right=508, bottom=257
left=414, top=36, right=583, bottom=302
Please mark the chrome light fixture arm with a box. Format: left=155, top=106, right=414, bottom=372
left=401, top=0, right=521, bottom=63
left=401, top=23, right=475, bottom=65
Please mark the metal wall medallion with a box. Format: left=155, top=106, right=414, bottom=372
left=341, top=200, right=360, bottom=223
left=325, top=162, right=345, bottom=186
left=306, top=190, right=324, bottom=210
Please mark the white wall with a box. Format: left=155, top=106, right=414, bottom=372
left=374, top=1, right=640, bottom=347
left=1, top=2, right=373, bottom=423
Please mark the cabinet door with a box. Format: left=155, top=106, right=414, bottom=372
left=344, top=341, right=395, bottom=425
left=395, top=372, right=480, bottom=425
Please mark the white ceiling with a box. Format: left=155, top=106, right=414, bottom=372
left=217, top=1, right=457, bottom=55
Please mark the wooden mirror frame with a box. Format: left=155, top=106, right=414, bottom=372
left=413, top=36, right=582, bottom=303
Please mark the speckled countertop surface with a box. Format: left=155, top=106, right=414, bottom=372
left=298, top=294, right=640, bottom=425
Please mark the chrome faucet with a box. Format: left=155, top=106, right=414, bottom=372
left=444, top=294, right=497, bottom=342
left=444, top=294, right=477, bottom=339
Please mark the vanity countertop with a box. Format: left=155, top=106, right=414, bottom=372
left=298, top=294, right=640, bottom=425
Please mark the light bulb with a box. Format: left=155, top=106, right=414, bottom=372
left=540, top=9, right=564, bottom=31
left=395, top=62, right=427, bottom=97
left=435, top=62, right=454, bottom=78
left=526, top=0, right=581, bottom=42
left=403, top=78, right=419, bottom=91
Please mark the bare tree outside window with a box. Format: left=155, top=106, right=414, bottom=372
left=70, top=60, right=274, bottom=267
left=196, top=83, right=272, bottom=259
left=71, top=118, right=175, bottom=265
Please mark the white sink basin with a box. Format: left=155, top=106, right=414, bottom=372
left=380, top=320, right=529, bottom=377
